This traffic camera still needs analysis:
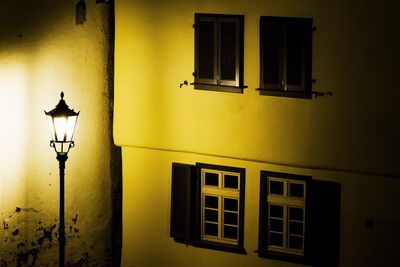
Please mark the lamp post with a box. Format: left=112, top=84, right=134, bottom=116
left=45, top=92, right=79, bottom=267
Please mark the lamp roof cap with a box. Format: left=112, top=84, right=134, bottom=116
left=45, top=91, right=79, bottom=117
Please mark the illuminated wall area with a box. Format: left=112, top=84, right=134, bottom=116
left=0, top=0, right=120, bottom=266
left=115, top=0, right=400, bottom=267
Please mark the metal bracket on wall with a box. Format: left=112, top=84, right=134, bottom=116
left=311, top=79, right=333, bottom=98
left=311, top=91, right=333, bottom=98
left=180, top=80, right=189, bottom=88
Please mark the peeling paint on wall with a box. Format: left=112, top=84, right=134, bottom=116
left=0, top=0, right=119, bottom=265
left=0, top=207, right=110, bottom=266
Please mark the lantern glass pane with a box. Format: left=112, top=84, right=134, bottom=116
left=54, top=117, right=68, bottom=142
left=66, top=115, right=77, bottom=141
left=46, top=115, right=56, bottom=141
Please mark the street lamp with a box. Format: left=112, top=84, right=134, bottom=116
left=45, top=92, right=79, bottom=267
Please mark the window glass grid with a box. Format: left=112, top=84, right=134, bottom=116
left=201, top=168, right=241, bottom=245
left=267, top=177, right=306, bottom=256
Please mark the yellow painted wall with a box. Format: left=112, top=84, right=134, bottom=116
left=122, top=147, right=400, bottom=267
left=115, top=0, right=400, bottom=266
left=115, top=0, right=399, bottom=176
left=0, top=0, right=116, bottom=265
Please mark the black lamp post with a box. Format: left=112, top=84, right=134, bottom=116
left=45, top=92, right=79, bottom=267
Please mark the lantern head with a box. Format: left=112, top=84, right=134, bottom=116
left=45, top=92, right=79, bottom=155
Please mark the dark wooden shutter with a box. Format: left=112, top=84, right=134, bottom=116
left=258, top=171, right=269, bottom=257
left=308, top=180, right=341, bottom=267
left=170, top=163, right=194, bottom=242
left=260, top=18, right=282, bottom=90
left=285, top=19, right=312, bottom=94
left=285, top=22, right=304, bottom=89
left=219, top=19, right=239, bottom=86
left=259, top=17, right=312, bottom=98
left=195, top=16, right=217, bottom=85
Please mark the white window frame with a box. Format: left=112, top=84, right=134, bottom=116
left=267, top=177, right=306, bottom=256
left=200, top=168, right=241, bottom=245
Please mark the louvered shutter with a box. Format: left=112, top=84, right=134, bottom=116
left=170, top=163, right=194, bottom=242
left=285, top=22, right=303, bottom=89
left=260, top=18, right=282, bottom=90
left=259, top=17, right=312, bottom=98
left=285, top=21, right=312, bottom=93
left=309, top=180, right=341, bottom=267
left=258, top=171, right=269, bottom=257
left=195, top=16, right=217, bottom=85
left=219, top=18, right=239, bottom=86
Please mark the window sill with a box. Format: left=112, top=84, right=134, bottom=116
left=192, top=240, right=247, bottom=254
left=258, top=250, right=308, bottom=265
left=256, top=88, right=311, bottom=99
left=192, top=83, right=248, bottom=94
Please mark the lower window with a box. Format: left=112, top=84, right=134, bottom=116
left=170, top=162, right=246, bottom=254
left=258, top=171, right=342, bottom=266
left=258, top=171, right=310, bottom=263
left=201, top=168, right=241, bottom=245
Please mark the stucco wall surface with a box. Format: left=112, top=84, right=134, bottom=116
left=0, top=0, right=115, bottom=266
left=121, top=147, right=400, bottom=267
left=114, top=0, right=400, bottom=177
left=115, top=0, right=400, bottom=267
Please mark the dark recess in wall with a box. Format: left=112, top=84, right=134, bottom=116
left=105, top=1, right=123, bottom=266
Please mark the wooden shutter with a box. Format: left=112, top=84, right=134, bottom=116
left=285, top=19, right=312, bottom=94
left=259, top=17, right=312, bottom=98
left=195, top=16, right=217, bottom=85
left=219, top=18, right=240, bottom=86
left=170, top=163, right=195, bottom=242
left=308, top=180, right=341, bottom=267
left=285, top=22, right=304, bottom=90
left=260, top=18, right=283, bottom=90
left=258, top=171, right=269, bottom=257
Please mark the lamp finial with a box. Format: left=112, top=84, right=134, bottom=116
left=60, top=91, right=64, bottom=99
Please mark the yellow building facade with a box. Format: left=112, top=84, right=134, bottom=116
left=115, top=0, right=400, bottom=266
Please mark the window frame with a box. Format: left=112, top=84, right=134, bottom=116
left=258, top=170, right=311, bottom=263
left=194, top=163, right=246, bottom=253
left=193, top=13, right=246, bottom=93
left=200, top=168, right=241, bottom=245
left=258, top=16, right=313, bottom=99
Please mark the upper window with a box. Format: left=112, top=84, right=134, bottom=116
left=170, top=162, right=246, bottom=253
left=258, top=16, right=313, bottom=99
left=193, top=14, right=245, bottom=93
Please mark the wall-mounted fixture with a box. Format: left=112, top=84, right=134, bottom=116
left=45, top=92, right=79, bottom=267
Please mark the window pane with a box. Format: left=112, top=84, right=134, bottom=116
left=269, top=232, right=283, bottom=247
left=269, top=218, right=283, bottom=232
left=289, top=236, right=303, bottom=250
left=269, top=180, right=284, bottom=195
left=224, top=174, right=238, bottom=189
left=205, top=209, right=218, bottom=223
left=204, top=223, right=218, bottom=236
left=224, top=211, right=238, bottom=226
left=289, top=221, right=303, bottom=235
left=289, top=207, right=304, bottom=221
left=224, top=198, right=238, bottom=212
left=269, top=204, right=283, bottom=218
left=289, top=182, right=304, bottom=198
left=205, top=172, right=219, bottom=186
left=204, top=195, right=218, bottom=209
left=223, top=225, right=238, bottom=240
